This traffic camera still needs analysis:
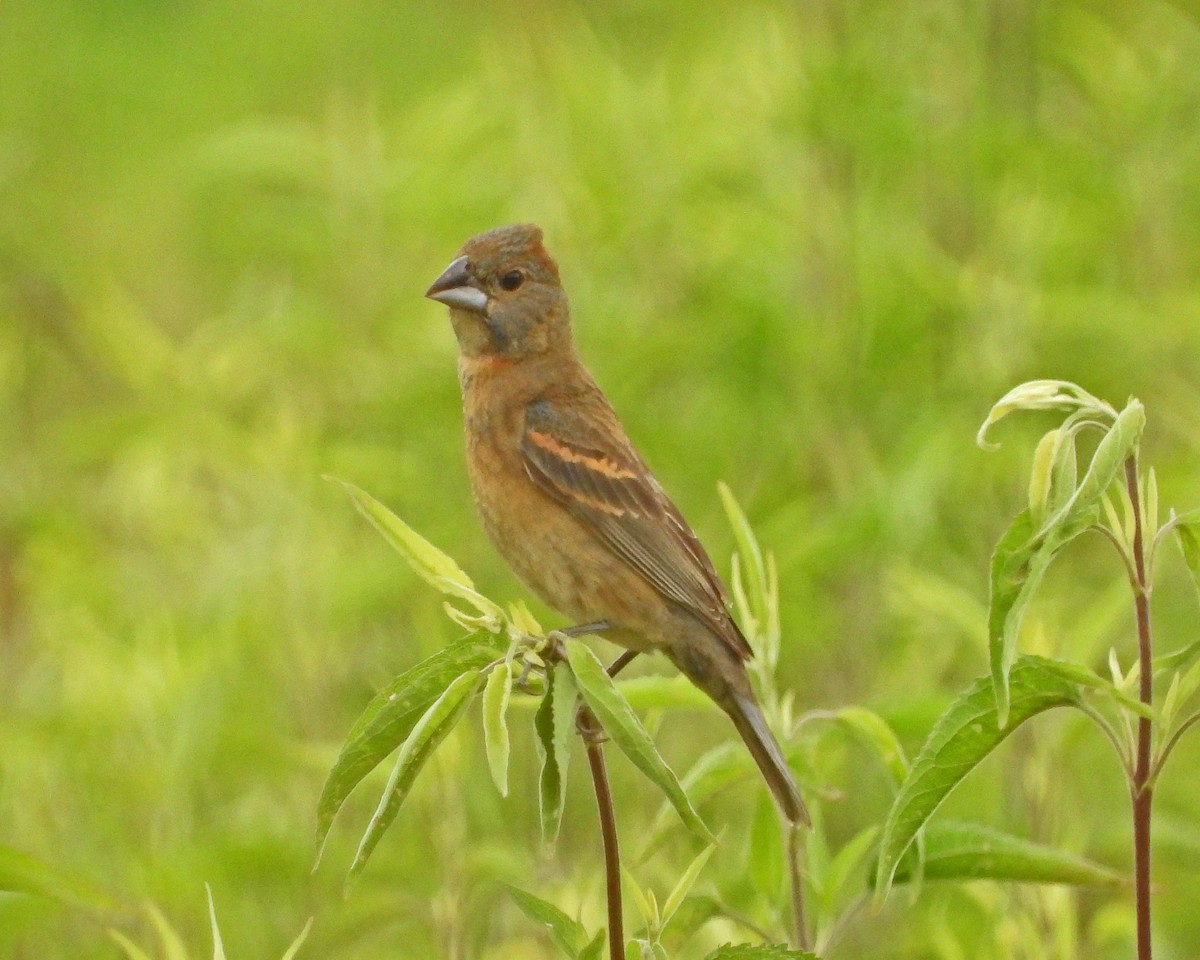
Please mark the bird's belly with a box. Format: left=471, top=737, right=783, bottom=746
left=467, top=442, right=661, bottom=650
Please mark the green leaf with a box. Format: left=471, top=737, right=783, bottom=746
left=566, top=640, right=716, bottom=844
left=315, top=633, right=502, bottom=861
left=640, top=742, right=753, bottom=860
left=703, top=945, right=819, bottom=959
left=328, top=477, right=503, bottom=622
left=107, top=930, right=155, bottom=960
left=1047, top=399, right=1144, bottom=536
left=816, top=825, right=879, bottom=917
left=661, top=843, right=716, bottom=930
left=889, top=820, right=1126, bottom=888
left=1155, top=635, right=1200, bottom=674
left=874, top=656, right=1086, bottom=899
left=578, top=929, right=607, bottom=960
left=0, top=844, right=118, bottom=913
left=483, top=661, right=513, bottom=797
left=206, top=884, right=227, bottom=960
left=534, top=664, right=570, bottom=844
left=976, top=380, right=1117, bottom=451
left=718, top=482, right=767, bottom=628
left=1027, top=429, right=1063, bottom=525
left=280, top=918, right=315, bottom=960
left=349, top=669, right=482, bottom=878
left=987, top=507, right=1094, bottom=726
left=833, top=707, right=908, bottom=785
left=1175, top=512, right=1200, bottom=602
left=504, top=883, right=588, bottom=959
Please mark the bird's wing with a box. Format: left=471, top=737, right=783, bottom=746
left=521, top=396, right=752, bottom=660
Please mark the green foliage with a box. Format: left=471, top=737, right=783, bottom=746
left=874, top=655, right=1126, bottom=897
left=889, top=821, right=1125, bottom=888
left=6, top=3, right=1200, bottom=958
left=504, top=883, right=598, bottom=960
left=566, top=640, right=716, bottom=845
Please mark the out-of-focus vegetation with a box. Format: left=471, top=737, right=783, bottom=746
left=1, top=1, right=1198, bottom=957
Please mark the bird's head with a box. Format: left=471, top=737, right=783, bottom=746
left=426, top=224, right=571, bottom=361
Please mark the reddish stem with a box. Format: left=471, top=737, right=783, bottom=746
left=1125, top=456, right=1153, bottom=960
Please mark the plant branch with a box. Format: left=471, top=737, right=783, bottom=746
left=1125, top=455, right=1154, bottom=960
left=1148, top=710, right=1200, bottom=787
left=787, top=822, right=809, bottom=951
left=580, top=709, right=624, bottom=960
left=575, top=650, right=637, bottom=960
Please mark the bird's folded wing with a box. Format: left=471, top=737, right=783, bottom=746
left=521, top=398, right=751, bottom=660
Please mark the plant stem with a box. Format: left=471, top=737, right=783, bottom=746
left=580, top=707, right=624, bottom=960
left=573, top=650, right=637, bottom=960
left=787, top=823, right=809, bottom=950
left=1125, top=455, right=1154, bottom=960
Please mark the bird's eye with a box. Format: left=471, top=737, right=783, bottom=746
left=500, top=270, right=524, bottom=291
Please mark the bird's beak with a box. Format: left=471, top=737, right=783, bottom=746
left=425, top=256, right=488, bottom=313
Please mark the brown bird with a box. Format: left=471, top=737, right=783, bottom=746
left=425, top=223, right=807, bottom=825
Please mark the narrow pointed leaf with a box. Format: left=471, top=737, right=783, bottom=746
left=888, top=820, right=1125, bottom=888
left=280, top=918, right=315, bottom=960
left=534, top=665, right=568, bottom=843
left=205, top=884, right=227, bottom=960
left=349, top=669, right=482, bottom=878
left=315, top=633, right=502, bottom=860
left=662, top=844, right=716, bottom=928
left=566, top=640, right=716, bottom=844
left=329, top=478, right=502, bottom=619
left=504, top=883, right=588, bottom=958
left=483, top=662, right=513, bottom=796
left=874, top=656, right=1085, bottom=899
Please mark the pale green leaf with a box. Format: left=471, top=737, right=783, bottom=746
left=817, top=825, right=879, bottom=917
left=1028, top=429, right=1062, bottom=524
left=145, top=901, right=189, bottom=960
left=566, top=641, right=716, bottom=844
left=483, top=662, right=513, bottom=796
left=315, top=633, right=502, bottom=862
left=874, top=656, right=1086, bottom=899
left=280, top=918, right=314, bottom=960
left=889, top=820, right=1125, bottom=888
left=107, top=930, right=155, bottom=960
left=833, top=707, right=908, bottom=785
left=504, top=883, right=588, bottom=958
left=349, top=669, right=482, bottom=878
left=329, top=478, right=502, bottom=620
left=661, top=844, right=716, bottom=929
left=206, top=884, right=226, bottom=960
left=977, top=380, right=1116, bottom=451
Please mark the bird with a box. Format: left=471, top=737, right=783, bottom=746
left=425, top=223, right=808, bottom=826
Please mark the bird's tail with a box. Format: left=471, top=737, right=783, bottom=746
left=727, top=693, right=810, bottom=826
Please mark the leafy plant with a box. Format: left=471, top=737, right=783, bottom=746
left=874, top=380, right=1200, bottom=960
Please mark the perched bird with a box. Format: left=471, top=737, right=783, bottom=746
left=426, top=224, right=808, bottom=825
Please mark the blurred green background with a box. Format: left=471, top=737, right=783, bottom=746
left=2, top=1, right=1199, bottom=957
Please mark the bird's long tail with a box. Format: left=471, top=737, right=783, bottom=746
left=727, top=693, right=810, bottom=826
